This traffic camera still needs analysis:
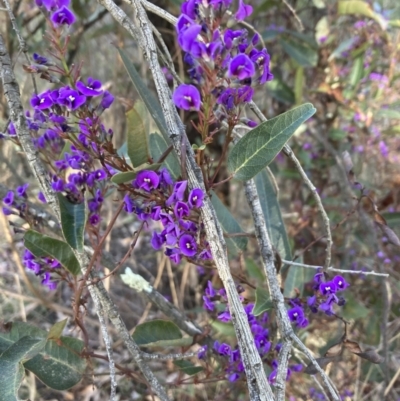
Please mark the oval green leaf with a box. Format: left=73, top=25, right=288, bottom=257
left=126, top=101, right=150, bottom=168
left=132, top=320, right=182, bottom=346
left=228, top=103, right=316, bottom=181
left=58, top=194, right=86, bottom=251
left=280, top=38, right=318, bottom=67
left=24, top=230, right=80, bottom=275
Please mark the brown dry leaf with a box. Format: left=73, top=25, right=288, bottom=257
left=343, top=339, right=362, bottom=354
left=376, top=223, right=400, bottom=247
left=373, top=211, right=387, bottom=225
left=355, top=349, right=383, bottom=364
left=325, top=342, right=343, bottom=357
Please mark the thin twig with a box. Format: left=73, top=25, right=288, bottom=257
left=281, top=259, right=389, bottom=278
left=3, top=0, right=38, bottom=94
left=141, top=350, right=201, bottom=361
left=281, top=0, right=304, bottom=31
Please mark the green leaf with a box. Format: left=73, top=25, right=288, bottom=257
left=210, top=321, right=235, bottom=337
left=110, top=163, right=162, bottom=184
left=338, top=1, right=387, bottom=30
left=117, top=47, right=170, bottom=142
left=141, top=337, right=193, bottom=348
left=254, top=169, right=292, bottom=262
left=0, top=336, right=46, bottom=401
left=349, top=55, right=364, bottom=87
left=342, top=292, right=369, bottom=320
left=280, top=38, right=318, bottom=67
left=377, top=109, right=400, bottom=119
left=381, top=212, right=400, bottom=226
left=252, top=287, right=273, bottom=316
left=210, top=191, right=247, bottom=254
left=126, top=101, right=150, bottom=167
left=173, top=360, right=203, bottom=376
left=149, top=132, right=181, bottom=179
left=0, top=322, right=86, bottom=391
left=329, top=128, right=347, bottom=141
left=228, top=104, right=316, bottom=181
left=133, top=320, right=182, bottom=346
left=329, top=37, right=359, bottom=60
left=246, top=258, right=265, bottom=281
left=283, top=265, right=304, bottom=297
left=47, top=319, right=68, bottom=340
left=24, top=230, right=80, bottom=275
left=57, top=194, right=86, bottom=251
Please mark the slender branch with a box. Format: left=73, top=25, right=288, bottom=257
left=92, top=290, right=117, bottom=400
left=248, top=101, right=333, bottom=270
left=2, top=0, right=38, bottom=94
left=0, top=33, right=172, bottom=401
left=141, top=350, right=202, bottom=361
left=97, top=1, right=275, bottom=399
left=282, top=259, right=390, bottom=278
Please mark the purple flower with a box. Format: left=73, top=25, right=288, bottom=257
left=179, top=234, right=197, bottom=257
left=227, top=54, right=255, bottom=80
left=3, top=191, right=14, bottom=206
left=38, top=192, right=47, bottom=203
left=214, top=341, right=231, bottom=356
left=58, top=87, right=86, bottom=110
left=235, top=0, right=253, bottom=21
left=159, top=168, right=173, bottom=186
left=379, top=141, right=389, bottom=158
left=134, top=170, right=160, bottom=192
left=178, top=24, right=202, bottom=56
left=2, top=207, right=13, bottom=215
left=30, top=90, right=53, bottom=110
left=33, top=53, right=49, bottom=65
left=174, top=201, right=190, bottom=219
left=100, top=91, right=114, bottom=109
left=166, top=180, right=188, bottom=206
left=176, top=14, right=195, bottom=34
left=319, top=281, right=337, bottom=295
left=41, top=272, right=57, bottom=290
left=151, top=206, right=161, bottom=220
left=288, top=306, right=304, bottom=324
left=165, top=247, right=182, bottom=264
left=181, top=0, right=198, bottom=19
left=163, top=223, right=181, bottom=246
left=76, top=77, right=103, bottom=97
left=218, top=310, right=231, bottom=322
left=16, top=184, right=29, bottom=198
left=173, top=84, right=201, bottom=111
left=332, top=275, right=349, bottom=291
left=151, top=232, right=164, bottom=250
left=51, top=6, right=75, bottom=26
left=198, top=345, right=207, bottom=359
left=228, top=373, right=240, bottom=382
left=250, top=48, right=273, bottom=84
left=89, top=214, right=100, bottom=225
left=223, top=29, right=244, bottom=50
left=203, top=295, right=215, bottom=311
left=188, top=188, right=204, bottom=208
left=205, top=280, right=215, bottom=297
left=8, top=122, right=16, bottom=136
left=41, top=0, right=70, bottom=11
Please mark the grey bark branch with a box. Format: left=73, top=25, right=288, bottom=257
left=0, top=33, right=171, bottom=401
left=97, top=0, right=275, bottom=399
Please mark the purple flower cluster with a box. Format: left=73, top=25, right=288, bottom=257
left=285, top=271, right=349, bottom=328
left=2, top=184, right=29, bottom=216
left=23, top=249, right=60, bottom=290
left=201, top=281, right=302, bottom=383
left=173, top=0, right=273, bottom=113
left=124, top=169, right=209, bottom=264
